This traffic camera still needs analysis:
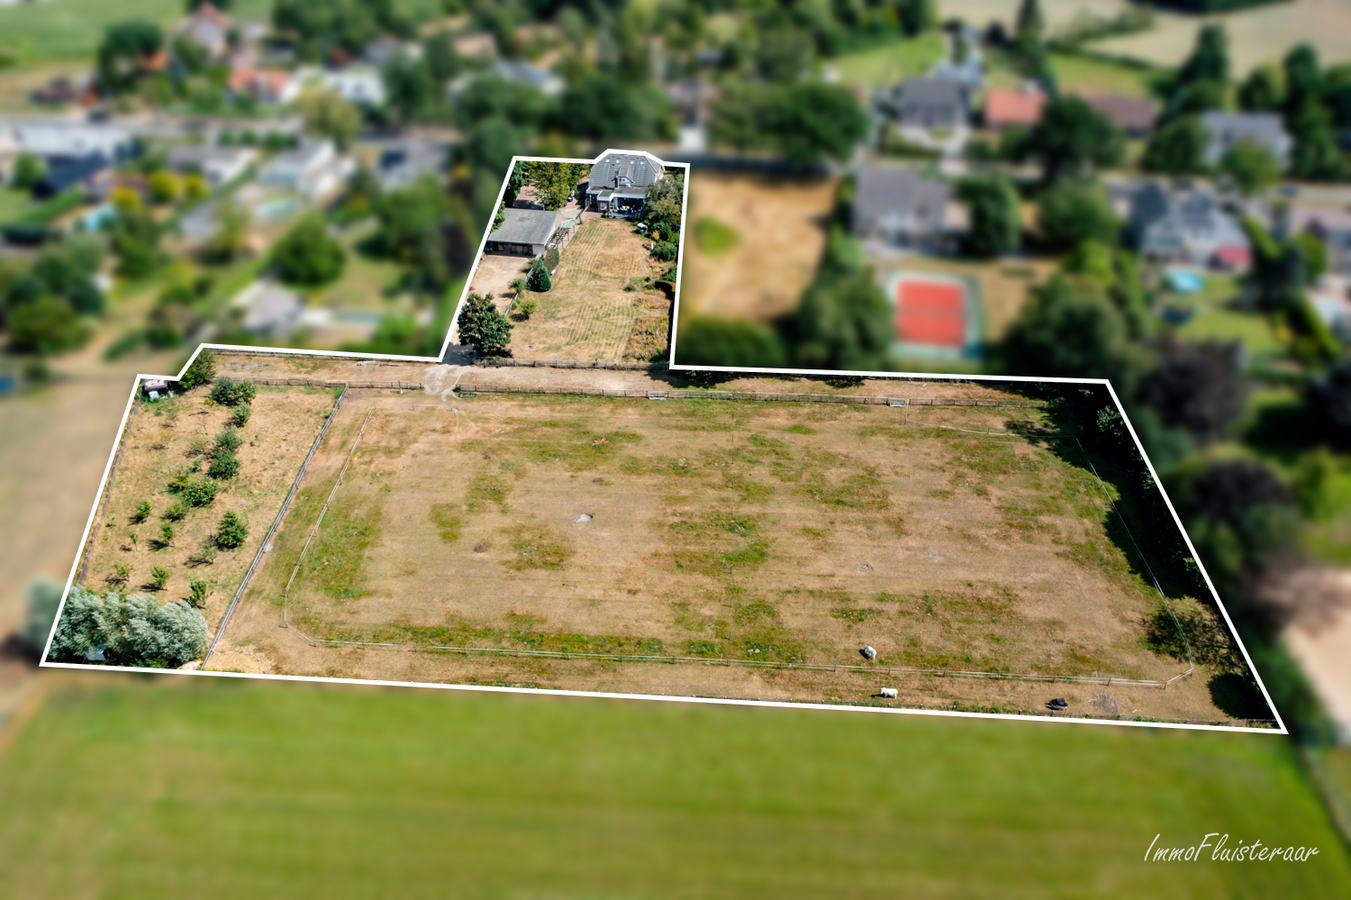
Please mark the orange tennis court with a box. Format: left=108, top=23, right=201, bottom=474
left=893, top=277, right=967, bottom=349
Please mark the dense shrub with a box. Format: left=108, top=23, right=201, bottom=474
left=179, top=478, right=220, bottom=507
left=214, top=511, right=249, bottom=549
left=208, top=377, right=256, bottom=407
left=48, top=587, right=208, bottom=668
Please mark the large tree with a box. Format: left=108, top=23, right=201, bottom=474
left=297, top=87, right=360, bottom=150
left=1023, top=96, right=1123, bottom=182
left=48, top=587, right=208, bottom=667
left=1000, top=273, right=1145, bottom=392
left=1136, top=340, right=1249, bottom=444
left=382, top=53, right=437, bottom=124
left=1219, top=142, right=1282, bottom=196
left=456, top=292, right=512, bottom=357
left=1013, top=0, right=1045, bottom=48
left=1307, top=359, right=1351, bottom=450
left=272, top=215, right=345, bottom=286
left=522, top=161, right=590, bottom=211
left=766, top=82, right=870, bottom=170
left=957, top=173, right=1021, bottom=259
left=1178, top=23, right=1229, bottom=86
left=1035, top=179, right=1121, bottom=253
left=1141, top=115, right=1207, bottom=175
left=368, top=177, right=452, bottom=288
left=97, top=20, right=164, bottom=95
left=1239, top=62, right=1286, bottom=112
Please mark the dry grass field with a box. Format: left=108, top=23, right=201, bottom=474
left=680, top=172, right=838, bottom=323
left=73, top=385, right=342, bottom=638
left=1090, top=0, right=1351, bottom=74
left=508, top=219, right=672, bottom=361
left=214, top=385, right=1267, bottom=725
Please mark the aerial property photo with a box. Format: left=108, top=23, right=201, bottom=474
left=44, top=349, right=1276, bottom=729
left=452, top=150, right=687, bottom=364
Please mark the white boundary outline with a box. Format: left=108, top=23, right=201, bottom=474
left=33, top=153, right=1287, bottom=736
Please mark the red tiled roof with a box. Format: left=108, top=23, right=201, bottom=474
left=1080, top=93, right=1158, bottom=132
left=984, top=89, right=1045, bottom=128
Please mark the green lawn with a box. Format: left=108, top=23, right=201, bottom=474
left=0, top=0, right=272, bottom=61
left=1049, top=52, right=1159, bottom=98
left=1170, top=274, right=1286, bottom=359
left=0, top=676, right=1346, bottom=898
left=831, top=32, right=948, bottom=89
left=312, top=222, right=406, bottom=312
left=0, top=186, right=32, bottom=223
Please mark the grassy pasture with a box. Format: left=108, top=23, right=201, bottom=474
left=0, top=0, right=273, bottom=61
left=222, top=388, right=1261, bottom=723
left=0, top=675, right=1341, bottom=898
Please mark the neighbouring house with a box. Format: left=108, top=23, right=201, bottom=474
left=375, top=141, right=450, bottom=191
left=882, top=78, right=969, bottom=131
left=1278, top=205, right=1351, bottom=275
left=173, top=2, right=233, bottom=58
left=929, top=26, right=984, bottom=89
left=11, top=122, right=135, bottom=167
left=257, top=140, right=354, bottom=200
left=33, top=154, right=114, bottom=201
left=319, top=67, right=386, bottom=106
left=584, top=151, right=665, bottom=215
left=234, top=281, right=303, bottom=336
left=363, top=37, right=421, bottom=68
left=1201, top=111, right=1292, bottom=169
left=165, top=145, right=256, bottom=188
left=227, top=67, right=299, bottom=105
left=1081, top=93, right=1157, bottom=138
left=29, top=75, right=92, bottom=107
left=1127, top=182, right=1252, bottom=271
left=492, top=59, right=564, bottom=98
left=983, top=85, right=1045, bottom=131
left=850, top=163, right=955, bottom=253
left=485, top=208, right=562, bottom=257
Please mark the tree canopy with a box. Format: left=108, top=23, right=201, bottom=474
left=456, top=292, right=512, bottom=357
left=957, top=173, right=1021, bottom=259
left=48, top=587, right=208, bottom=668
left=1024, top=96, right=1124, bottom=182
left=272, top=215, right=346, bottom=286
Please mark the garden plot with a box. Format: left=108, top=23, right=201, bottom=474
left=221, top=388, right=1262, bottom=722
left=74, top=385, right=342, bottom=638
left=508, top=218, right=670, bottom=361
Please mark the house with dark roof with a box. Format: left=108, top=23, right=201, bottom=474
left=584, top=151, right=664, bottom=215
left=851, top=164, right=954, bottom=252
left=34, top=154, right=114, bottom=201
left=1201, top=111, right=1292, bottom=169
left=883, top=78, right=969, bottom=131
left=376, top=141, right=450, bottom=191
left=1126, top=182, right=1251, bottom=271
left=486, top=208, right=563, bottom=257
left=1081, top=93, right=1157, bottom=137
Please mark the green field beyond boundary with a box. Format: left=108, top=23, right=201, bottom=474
left=0, top=677, right=1345, bottom=898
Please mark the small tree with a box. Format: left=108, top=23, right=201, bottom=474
left=147, top=170, right=181, bottom=205
left=150, top=566, right=170, bottom=590
left=163, top=502, right=187, bottom=522
left=11, top=152, right=44, bottom=190
left=180, top=477, right=220, bottom=507
left=111, top=563, right=132, bottom=586
left=180, top=348, right=216, bottom=389
left=207, top=450, right=241, bottom=480
left=456, top=292, right=513, bottom=357
left=158, top=523, right=175, bottom=548
left=133, top=500, right=152, bottom=523
left=188, top=579, right=210, bottom=609
left=527, top=257, right=552, bottom=292
left=214, top=510, right=248, bottom=549
left=208, top=377, right=256, bottom=407
left=513, top=296, right=538, bottom=321
left=231, top=403, right=252, bottom=427
left=214, top=425, right=244, bottom=452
